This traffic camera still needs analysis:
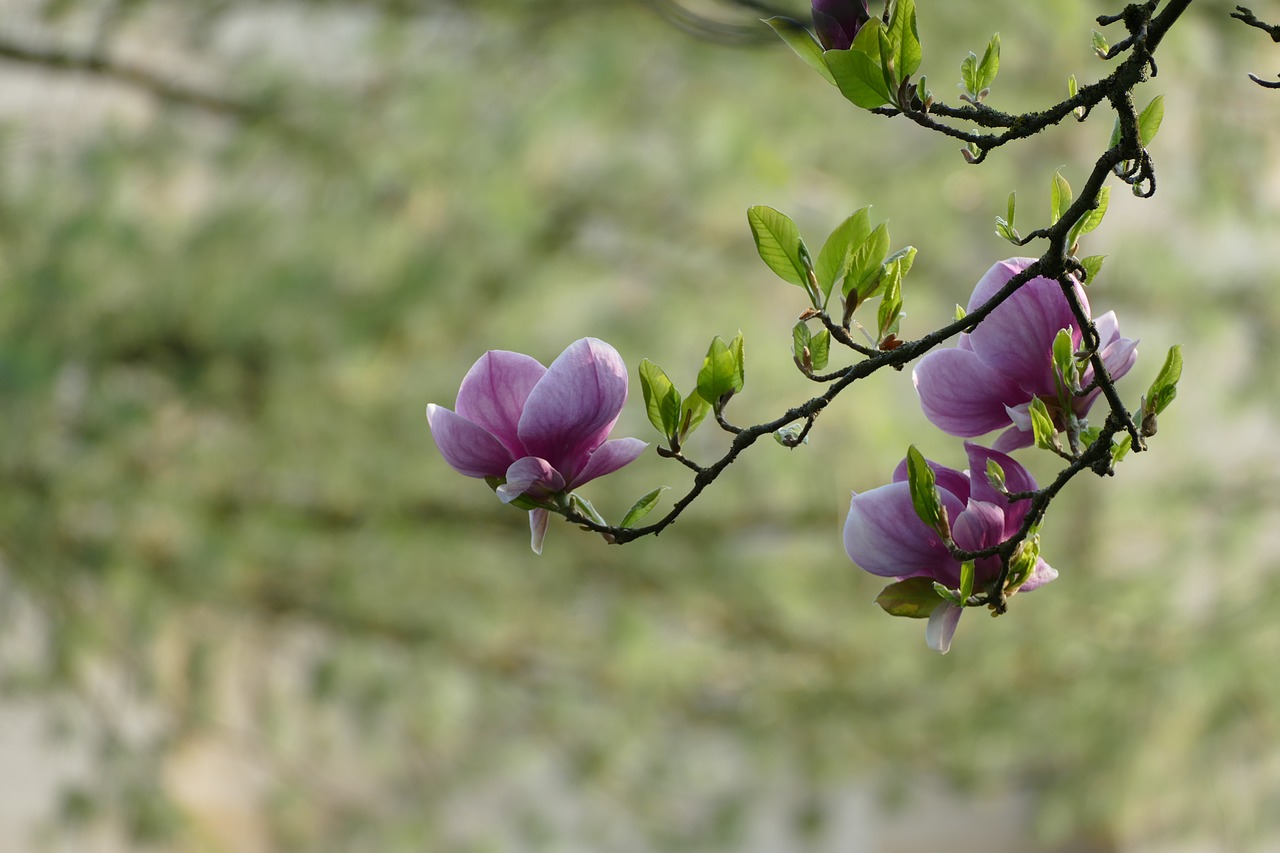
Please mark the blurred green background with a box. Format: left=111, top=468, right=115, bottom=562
left=1, top=0, right=1279, bottom=850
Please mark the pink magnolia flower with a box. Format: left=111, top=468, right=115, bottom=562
left=913, top=258, right=1138, bottom=452
left=811, top=0, right=870, bottom=51
left=427, top=338, right=647, bottom=554
left=843, top=442, right=1057, bottom=653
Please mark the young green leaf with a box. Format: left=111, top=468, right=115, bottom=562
left=1050, top=169, right=1073, bottom=225
left=815, top=207, right=873, bottom=304
left=747, top=205, right=809, bottom=287
left=826, top=20, right=893, bottom=109
left=1006, top=190, right=1016, bottom=227
left=954, top=303, right=967, bottom=321
left=619, top=486, right=669, bottom=528
left=976, top=33, right=1000, bottom=93
left=960, top=51, right=978, bottom=97
left=958, top=559, right=975, bottom=602
left=1052, top=327, right=1078, bottom=396
left=638, top=359, right=682, bottom=438
left=764, top=16, right=836, bottom=85
left=1145, top=344, right=1183, bottom=416
left=1138, top=94, right=1165, bottom=147
left=728, top=331, right=746, bottom=393
left=792, top=321, right=811, bottom=363
left=1091, top=29, right=1110, bottom=58
left=570, top=493, right=607, bottom=526
left=697, top=335, right=742, bottom=404
left=985, top=458, right=1006, bottom=494
left=1028, top=396, right=1059, bottom=451
left=809, top=329, right=831, bottom=371
left=905, top=445, right=949, bottom=540
left=876, top=261, right=904, bottom=342
left=679, top=391, right=710, bottom=441
left=932, top=583, right=963, bottom=606
left=1080, top=254, right=1107, bottom=284
left=845, top=222, right=892, bottom=298
left=1111, top=433, right=1133, bottom=463
left=875, top=576, right=945, bottom=619
left=1068, top=185, right=1111, bottom=246
left=885, top=0, right=923, bottom=80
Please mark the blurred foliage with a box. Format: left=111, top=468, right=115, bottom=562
left=1, top=0, right=1280, bottom=850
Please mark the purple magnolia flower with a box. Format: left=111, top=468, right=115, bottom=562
left=844, top=442, right=1057, bottom=653
left=812, top=0, right=870, bottom=51
left=427, top=337, right=647, bottom=554
left=913, top=258, right=1138, bottom=452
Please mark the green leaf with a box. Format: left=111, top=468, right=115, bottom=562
left=1091, top=29, right=1110, bottom=58
left=827, top=18, right=893, bottom=109
left=985, top=458, right=1006, bottom=494
left=1080, top=254, right=1107, bottom=284
left=875, top=576, right=945, bottom=619
left=1006, top=190, right=1016, bottom=227
left=960, top=51, right=978, bottom=97
left=932, top=582, right=963, bottom=606
left=792, top=321, right=811, bottom=363
left=638, top=359, right=682, bottom=438
left=885, top=0, right=922, bottom=80
left=1050, top=169, right=1073, bottom=225
left=1068, top=74, right=1078, bottom=98
left=1145, top=344, right=1183, bottom=416
left=905, top=445, right=949, bottom=539
left=876, top=259, right=904, bottom=342
left=845, top=222, right=891, bottom=298
left=976, top=32, right=1000, bottom=93
left=815, top=207, right=872, bottom=303
left=1111, top=433, right=1133, bottom=463
left=570, top=493, right=607, bottom=526
left=810, top=329, right=831, bottom=371
left=619, top=486, right=669, bottom=528
left=1068, top=185, right=1110, bottom=246
left=1028, top=396, right=1059, bottom=450
left=773, top=423, right=808, bottom=446
left=764, top=16, right=836, bottom=85
left=697, top=335, right=741, bottom=404
left=1052, top=328, right=1077, bottom=395
left=679, top=391, right=710, bottom=440
left=959, top=559, right=975, bottom=602
left=747, top=205, right=809, bottom=287
left=1138, top=94, right=1165, bottom=147
left=729, top=331, right=746, bottom=392
left=954, top=303, right=967, bottom=321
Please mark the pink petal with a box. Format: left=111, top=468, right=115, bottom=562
left=967, top=261, right=1085, bottom=396
left=992, top=423, right=1033, bottom=453
left=914, top=348, right=1027, bottom=437
left=964, top=443, right=1037, bottom=533
left=572, top=437, right=648, bottom=489
left=455, top=350, right=546, bottom=458
left=529, top=509, right=549, bottom=555
left=1019, top=557, right=1058, bottom=592
left=953, top=499, right=1005, bottom=553
left=426, top=404, right=514, bottom=479
left=926, top=602, right=963, bottom=654
left=844, top=483, right=966, bottom=578
left=519, top=338, right=629, bottom=482
left=497, top=456, right=566, bottom=504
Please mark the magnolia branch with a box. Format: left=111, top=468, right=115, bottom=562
left=1231, top=5, right=1280, bottom=88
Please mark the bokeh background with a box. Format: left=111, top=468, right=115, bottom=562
left=1, top=0, right=1279, bottom=850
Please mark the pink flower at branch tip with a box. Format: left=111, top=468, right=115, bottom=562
left=427, top=337, right=647, bottom=554
left=843, top=442, right=1058, bottom=652
left=913, top=258, right=1138, bottom=452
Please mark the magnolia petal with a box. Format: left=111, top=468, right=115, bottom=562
left=844, top=484, right=967, bottom=578
left=455, top=350, right=547, bottom=458
left=529, top=509, right=550, bottom=555
left=964, top=442, right=1037, bottom=533
left=519, top=338, right=629, bottom=482
left=1019, top=557, right=1059, bottom=592
left=497, top=456, right=565, bottom=504
left=426, top=404, right=514, bottom=479
left=914, top=348, right=1027, bottom=437
left=926, top=602, right=963, bottom=654
left=573, top=437, right=648, bottom=489
left=967, top=261, right=1084, bottom=395
left=952, top=499, right=1005, bottom=554
left=890, top=455, right=971, bottom=506
left=993, top=422, right=1033, bottom=453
